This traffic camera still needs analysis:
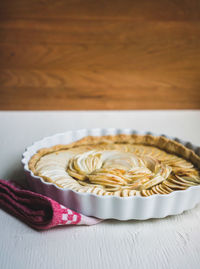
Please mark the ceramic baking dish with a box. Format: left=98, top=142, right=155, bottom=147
left=22, top=128, right=200, bottom=220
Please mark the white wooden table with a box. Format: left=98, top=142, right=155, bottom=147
left=0, top=110, right=200, bottom=269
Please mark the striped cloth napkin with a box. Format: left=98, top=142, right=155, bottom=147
left=0, top=179, right=101, bottom=230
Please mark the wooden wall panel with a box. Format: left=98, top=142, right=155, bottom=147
left=0, top=0, right=200, bottom=110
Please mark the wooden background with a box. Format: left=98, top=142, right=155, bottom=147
left=0, top=0, right=200, bottom=110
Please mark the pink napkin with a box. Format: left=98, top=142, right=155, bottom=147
left=0, top=179, right=102, bottom=230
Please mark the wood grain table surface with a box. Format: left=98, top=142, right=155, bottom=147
left=0, top=110, right=200, bottom=269
left=0, top=0, right=200, bottom=110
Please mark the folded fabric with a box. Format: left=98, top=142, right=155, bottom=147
left=0, top=179, right=101, bottom=230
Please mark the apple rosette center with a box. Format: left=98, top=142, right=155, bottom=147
left=67, top=150, right=172, bottom=192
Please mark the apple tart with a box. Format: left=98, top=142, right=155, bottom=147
left=29, top=134, right=200, bottom=197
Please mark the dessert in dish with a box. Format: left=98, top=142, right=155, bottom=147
left=24, top=130, right=200, bottom=220
left=29, top=134, right=200, bottom=197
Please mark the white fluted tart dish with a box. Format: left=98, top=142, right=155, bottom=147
left=22, top=129, right=200, bottom=220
